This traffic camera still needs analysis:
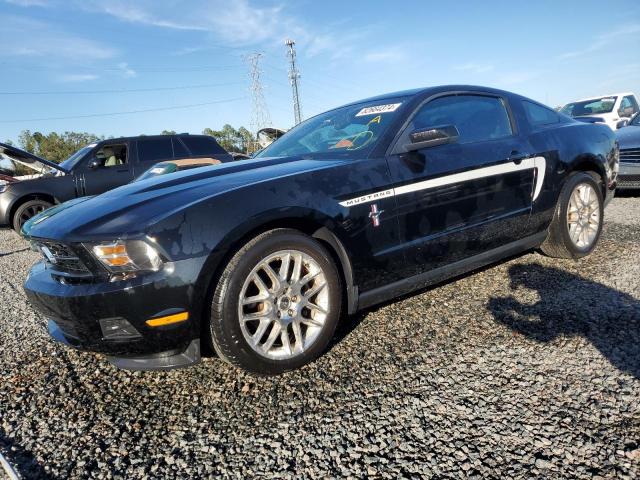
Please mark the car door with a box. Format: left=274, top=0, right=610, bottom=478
left=79, top=142, right=134, bottom=196
left=133, top=136, right=175, bottom=178
left=386, top=92, right=538, bottom=276
left=619, top=95, right=639, bottom=120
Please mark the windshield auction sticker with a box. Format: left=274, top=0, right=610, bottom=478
left=355, top=103, right=402, bottom=117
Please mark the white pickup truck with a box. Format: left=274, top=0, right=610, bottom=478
left=560, top=92, right=639, bottom=130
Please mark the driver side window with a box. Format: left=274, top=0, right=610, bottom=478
left=94, top=144, right=127, bottom=168
left=411, top=95, right=513, bottom=144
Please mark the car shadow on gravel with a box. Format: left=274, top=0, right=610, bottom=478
left=488, top=263, right=640, bottom=379
left=0, top=247, right=29, bottom=257
left=0, top=434, right=52, bottom=479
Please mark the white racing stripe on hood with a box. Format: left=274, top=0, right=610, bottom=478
left=339, top=157, right=546, bottom=207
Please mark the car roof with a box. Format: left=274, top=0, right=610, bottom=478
left=339, top=85, right=523, bottom=108
left=97, top=133, right=209, bottom=144
left=566, top=93, right=635, bottom=103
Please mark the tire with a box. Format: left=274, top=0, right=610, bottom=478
left=12, top=199, right=53, bottom=232
left=540, top=172, right=603, bottom=259
left=208, top=228, right=342, bottom=375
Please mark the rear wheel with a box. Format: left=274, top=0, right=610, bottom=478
left=540, top=172, right=603, bottom=259
left=12, top=199, right=52, bottom=232
left=208, top=229, right=342, bottom=374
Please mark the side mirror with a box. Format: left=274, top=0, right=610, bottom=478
left=616, top=119, right=629, bottom=129
left=405, top=125, right=459, bottom=151
left=87, top=158, right=101, bottom=169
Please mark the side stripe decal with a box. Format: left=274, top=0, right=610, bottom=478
left=338, top=156, right=546, bottom=207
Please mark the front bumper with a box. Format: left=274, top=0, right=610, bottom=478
left=618, top=162, right=640, bottom=189
left=24, top=259, right=205, bottom=370
left=0, top=191, right=18, bottom=226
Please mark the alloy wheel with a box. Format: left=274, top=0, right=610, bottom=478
left=238, top=249, right=329, bottom=360
left=566, top=183, right=600, bottom=249
left=19, top=204, right=47, bottom=227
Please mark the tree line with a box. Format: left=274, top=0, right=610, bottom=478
left=6, top=125, right=256, bottom=163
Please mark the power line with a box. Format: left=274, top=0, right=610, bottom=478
left=0, top=62, right=245, bottom=73
left=0, top=81, right=245, bottom=96
left=0, top=97, right=247, bottom=123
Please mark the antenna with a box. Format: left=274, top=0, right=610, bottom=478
left=245, top=52, right=272, bottom=152
left=285, top=39, right=303, bottom=125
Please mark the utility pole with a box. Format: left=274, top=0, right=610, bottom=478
left=245, top=52, right=272, bottom=152
left=285, top=39, right=303, bottom=126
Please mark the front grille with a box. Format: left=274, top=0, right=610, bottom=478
left=34, top=239, right=90, bottom=275
left=620, top=148, right=640, bottom=163
left=618, top=175, right=640, bottom=188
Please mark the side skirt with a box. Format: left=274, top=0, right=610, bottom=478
left=357, top=231, right=547, bottom=311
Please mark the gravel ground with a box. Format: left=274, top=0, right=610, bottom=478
left=1, top=196, right=639, bottom=479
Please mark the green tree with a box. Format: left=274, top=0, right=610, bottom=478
left=161, top=130, right=177, bottom=135
left=18, top=130, right=102, bottom=163
left=202, top=125, right=254, bottom=153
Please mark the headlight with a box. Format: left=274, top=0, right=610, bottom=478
left=0, top=183, right=8, bottom=194
left=88, top=239, right=164, bottom=273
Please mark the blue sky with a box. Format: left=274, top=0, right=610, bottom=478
left=1, top=0, right=639, bottom=145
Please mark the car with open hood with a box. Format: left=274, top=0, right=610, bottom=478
left=0, top=134, right=231, bottom=231
left=23, top=85, right=618, bottom=375
left=560, top=93, right=639, bottom=130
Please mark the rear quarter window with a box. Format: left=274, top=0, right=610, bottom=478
left=181, top=136, right=226, bottom=156
left=523, top=101, right=561, bottom=127
left=137, top=138, right=173, bottom=163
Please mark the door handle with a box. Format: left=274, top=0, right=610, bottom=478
left=509, top=151, right=529, bottom=164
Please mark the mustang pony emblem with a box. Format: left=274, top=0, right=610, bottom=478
left=369, top=204, right=384, bottom=227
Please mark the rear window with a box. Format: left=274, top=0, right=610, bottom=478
left=181, top=136, right=226, bottom=156
left=523, top=101, right=560, bottom=126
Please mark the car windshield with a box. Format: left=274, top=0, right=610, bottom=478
left=630, top=114, right=640, bottom=126
left=258, top=97, right=409, bottom=158
left=560, top=97, right=617, bottom=117
left=59, top=144, right=95, bottom=170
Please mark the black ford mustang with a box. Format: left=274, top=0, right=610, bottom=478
left=23, top=86, right=618, bottom=374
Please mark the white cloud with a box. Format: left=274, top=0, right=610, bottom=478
left=79, top=0, right=300, bottom=46
left=498, top=71, right=538, bottom=86
left=4, top=0, right=49, bottom=6
left=0, top=14, right=116, bottom=60
left=363, top=47, right=407, bottom=64
left=558, top=24, right=640, bottom=60
left=57, top=73, right=99, bottom=82
left=454, top=63, right=494, bottom=74
left=117, top=62, right=136, bottom=78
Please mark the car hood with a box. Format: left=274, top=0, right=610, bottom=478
left=26, top=155, right=348, bottom=241
left=0, top=142, right=68, bottom=176
left=574, top=115, right=608, bottom=124
left=21, top=196, right=94, bottom=237
left=615, top=125, right=640, bottom=148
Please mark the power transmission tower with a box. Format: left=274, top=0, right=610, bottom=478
left=245, top=52, right=271, bottom=152
left=285, top=39, right=303, bottom=125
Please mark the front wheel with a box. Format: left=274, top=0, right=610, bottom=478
left=208, top=229, right=342, bottom=375
left=540, top=172, right=603, bottom=259
left=12, top=199, right=53, bottom=232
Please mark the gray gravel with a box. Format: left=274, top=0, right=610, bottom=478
left=1, top=196, right=639, bottom=479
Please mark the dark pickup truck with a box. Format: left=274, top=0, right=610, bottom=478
left=0, top=134, right=231, bottom=231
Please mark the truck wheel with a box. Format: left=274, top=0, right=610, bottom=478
left=208, top=229, right=342, bottom=375
left=12, top=199, right=53, bottom=232
left=540, top=172, right=603, bottom=259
